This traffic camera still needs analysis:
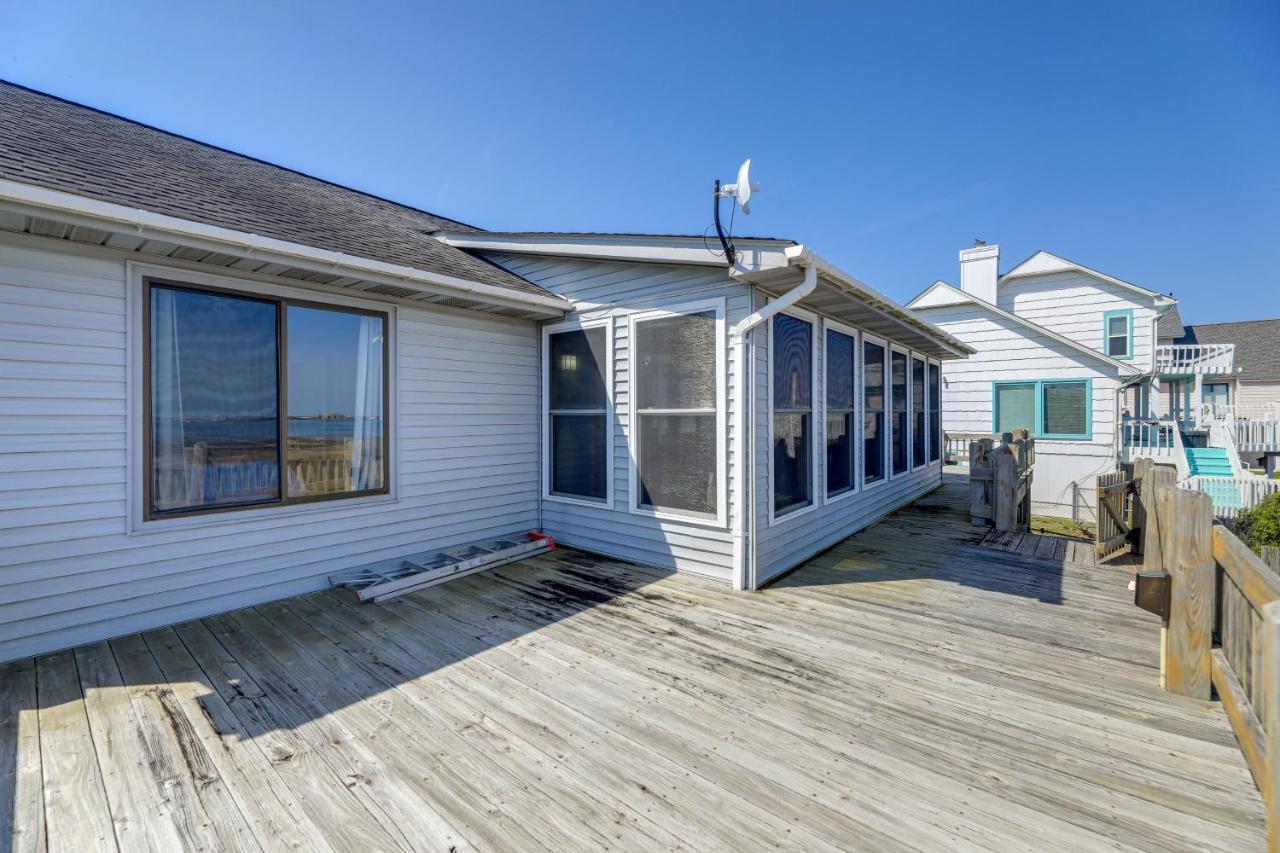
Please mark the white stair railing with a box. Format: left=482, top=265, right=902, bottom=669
left=1181, top=474, right=1280, bottom=520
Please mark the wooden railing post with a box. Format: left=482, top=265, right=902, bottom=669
left=1141, top=465, right=1177, bottom=573
left=994, top=445, right=1018, bottom=532
left=1159, top=487, right=1215, bottom=700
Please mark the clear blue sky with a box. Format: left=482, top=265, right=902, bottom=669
left=4, top=1, right=1277, bottom=322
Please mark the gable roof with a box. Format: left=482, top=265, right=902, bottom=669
left=1001, top=250, right=1170, bottom=302
left=0, top=80, right=552, bottom=300
left=1176, top=318, right=1280, bottom=381
left=1156, top=303, right=1185, bottom=339
left=907, top=281, right=1140, bottom=375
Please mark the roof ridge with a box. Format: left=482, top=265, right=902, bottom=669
left=0, top=78, right=484, bottom=233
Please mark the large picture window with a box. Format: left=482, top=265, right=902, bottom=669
left=773, top=313, right=813, bottom=516
left=146, top=280, right=388, bottom=518
left=546, top=323, right=610, bottom=503
left=633, top=308, right=720, bottom=519
left=912, top=356, right=926, bottom=468
left=891, top=350, right=908, bottom=476
left=928, top=362, right=941, bottom=463
left=863, top=339, right=886, bottom=485
left=825, top=327, right=856, bottom=498
left=993, top=379, right=1091, bottom=440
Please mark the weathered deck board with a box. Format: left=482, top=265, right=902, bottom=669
left=1, top=473, right=1268, bottom=851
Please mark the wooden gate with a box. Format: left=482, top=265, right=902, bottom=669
left=1095, top=468, right=1135, bottom=559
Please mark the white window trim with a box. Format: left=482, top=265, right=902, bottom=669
left=927, top=358, right=943, bottom=467
left=889, top=344, right=912, bottom=481
left=124, top=260, right=400, bottom=535
left=542, top=315, right=615, bottom=510
left=820, top=317, right=861, bottom=507
left=767, top=304, right=821, bottom=526
left=861, top=332, right=890, bottom=491
left=626, top=297, right=727, bottom=528
left=911, top=352, right=929, bottom=472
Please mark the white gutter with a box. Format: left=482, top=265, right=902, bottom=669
left=0, top=178, right=570, bottom=314
left=728, top=246, right=819, bottom=590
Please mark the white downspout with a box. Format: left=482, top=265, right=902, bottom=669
left=729, top=250, right=818, bottom=591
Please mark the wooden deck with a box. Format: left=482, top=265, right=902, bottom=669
left=0, top=474, right=1267, bottom=851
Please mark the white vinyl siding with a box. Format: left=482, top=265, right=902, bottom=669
left=997, top=271, right=1156, bottom=370
left=753, top=292, right=942, bottom=587
left=0, top=235, right=541, bottom=663
left=914, top=300, right=1119, bottom=520
left=486, top=252, right=747, bottom=582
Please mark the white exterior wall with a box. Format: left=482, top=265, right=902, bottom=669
left=1236, top=380, right=1280, bottom=407
left=0, top=235, right=541, bottom=663
left=486, top=253, right=948, bottom=587
left=485, top=252, right=747, bottom=581
left=915, top=301, right=1121, bottom=520
left=750, top=293, right=944, bottom=586
left=998, top=271, right=1157, bottom=371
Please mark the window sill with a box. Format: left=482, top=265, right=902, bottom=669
left=822, top=486, right=860, bottom=507
left=769, top=501, right=817, bottom=526
left=544, top=493, right=612, bottom=511
left=128, top=492, right=399, bottom=536
left=628, top=505, right=727, bottom=529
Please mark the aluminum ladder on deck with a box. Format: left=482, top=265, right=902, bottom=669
left=330, top=531, right=554, bottom=602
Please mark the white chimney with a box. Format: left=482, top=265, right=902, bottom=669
left=959, top=242, right=999, bottom=304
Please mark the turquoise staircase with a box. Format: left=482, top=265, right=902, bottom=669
left=1184, top=446, right=1243, bottom=512
left=1185, top=447, right=1235, bottom=477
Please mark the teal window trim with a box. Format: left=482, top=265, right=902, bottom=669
left=1102, top=309, right=1134, bottom=361
left=992, top=378, right=1093, bottom=440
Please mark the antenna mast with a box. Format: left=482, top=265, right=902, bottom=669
left=712, top=179, right=736, bottom=267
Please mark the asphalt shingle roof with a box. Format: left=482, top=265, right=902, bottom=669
left=1156, top=304, right=1184, bottom=339
left=0, top=81, right=552, bottom=299
left=1176, top=318, right=1280, bottom=381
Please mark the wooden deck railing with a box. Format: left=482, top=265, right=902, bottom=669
left=1130, top=457, right=1280, bottom=850
left=968, top=430, right=1034, bottom=532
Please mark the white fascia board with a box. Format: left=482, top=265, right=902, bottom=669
left=0, top=178, right=571, bottom=314
left=913, top=281, right=1140, bottom=375
left=434, top=231, right=795, bottom=273
left=1000, top=250, right=1163, bottom=302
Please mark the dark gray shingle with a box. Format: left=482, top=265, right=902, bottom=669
left=1156, top=304, right=1184, bottom=339
left=0, top=81, right=552, bottom=299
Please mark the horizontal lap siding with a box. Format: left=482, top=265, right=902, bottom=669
left=0, top=237, right=540, bottom=663
left=487, top=253, right=748, bottom=581
left=998, top=272, right=1156, bottom=371
left=752, top=290, right=942, bottom=585
left=914, top=302, right=1119, bottom=520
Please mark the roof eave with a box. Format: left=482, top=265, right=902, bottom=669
left=0, top=178, right=570, bottom=316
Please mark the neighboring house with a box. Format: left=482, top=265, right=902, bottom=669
left=0, top=81, right=970, bottom=662
left=908, top=243, right=1175, bottom=519
left=1160, top=315, right=1280, bottom=473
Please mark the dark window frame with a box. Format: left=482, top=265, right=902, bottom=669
left=142, top=277, right=391, bottom=520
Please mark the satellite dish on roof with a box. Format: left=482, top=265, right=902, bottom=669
left=712, top=159, right=761, bottom=267
left=720, top=158, right=759, bottom=214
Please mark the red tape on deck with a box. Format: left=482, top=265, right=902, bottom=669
left=528, top=531, right=556, bottom=550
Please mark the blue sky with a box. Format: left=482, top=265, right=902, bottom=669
left=3, top=1, right=1277, bottom=322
